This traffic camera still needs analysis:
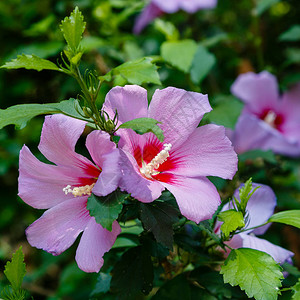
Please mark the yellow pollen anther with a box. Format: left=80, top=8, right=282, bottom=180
left=140, top=143, right=172, bottom=179
left=63, top=183, right=95, bottom=197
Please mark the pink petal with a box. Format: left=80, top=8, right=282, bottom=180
left=180, top=0, right=217, bottom=12
left=280, top=83, right=300, bottom=143
left=281, top=83, right=300, bottom=120
left=133, top=2, right=163, bottom=34
left=26, top=197, right=90, bottom=256
left=169, top=124, right=237, bottom=179
left=38, top=115, right=96, bottom=175
left=161, top=175, right=220, bottom=223
left=134, top=0, right=217, bottom=33
left=148, top=87, right=212, bottom=148
left=75, top=219, right=121, bottom=273
left=86, top=131, right=116, bottom=167
left=152, top=0, right=181, bottom=13
left=119, top=151, right=164, bottom=203
left=225, top=127, right=234, bottom=141
left=238, top=233, right=294, bottom=264
left=233, top=183, right=276, bottom=235
left=86, top=130, right=121, bottom=196
left=231, top=114, right=300, bottom=156
left=102, top=85, right=148, bottom=125
left=231, top=71, right=279, bottom=115
left=18, top=145, right=81, bottom=209
left=93, top=150, right=121, bottom=197
left=225, top=234, right=243, bottom=250
left=230, top=114, right=270, bottom=154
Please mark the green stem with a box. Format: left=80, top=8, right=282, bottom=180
left=72, top=66, right=104, bottom=129
left=235, top=222, right=268, bottom=234
left=205, top=239, right=218, bottom=248
left=280, top=288, right=292, bottom=292
left=74, top=66, right=91, bottom=102
left=224, top=244, right=233, bottom=251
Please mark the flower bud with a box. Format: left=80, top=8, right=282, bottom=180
left=104, top=119, right=115, bottom=132
left=83, top=107, right=93, bottom=118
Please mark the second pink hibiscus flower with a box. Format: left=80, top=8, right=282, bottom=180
left=134, top=0, right=217, bottom=34
left=229, top=71, right=300, bottom=157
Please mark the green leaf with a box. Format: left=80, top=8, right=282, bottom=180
left=220, top=248, right=283, bottom=300
left=119, top=117, right=164, bottom=142
left=119, top=220, right=143, bottom=235
left=285, top=48, right=300, bottom=65
left=255, top=0, right=280, bottom=16
left=0, top=54, right=60, bottom=71
left=112, top=236, right=139, bottom=249
left=1, top=287, right=26, bottom=300
left=24, top=14, right=56, bottom=37
left=152, top=274, right=191, bottom=300
left=238, top=178, right=260, bottom=213
left=238, top=178, right=253, bottom=203
left=113, top=57, right=161, bottom=85
left=154, top=19, right=179, bottom=41
left=110, top=246, right=153, bottom=298
left=282, top=72, right=300, bottom=88
left=4, top=246, right=26, bottom=291
left=207, top=95, right=243, bottom=129
left=190, top=267, right=245, bottom=299
left=279, top=25, right=300, bottom=42
left=123, top=41, right=144, bottom=61
left=87, top=190, right=127, bottom=231
left=116, top=57, right=161, bottom=85
left=268, top=210, right=300, bottom=229
left=99, top=57, right=161, bottom=85
left=140, top=201, right=179, bottom=249
left=56, top=263, right=92, bottom=297
left=7, top=41, right=64, bottom=60
left=291, top=278, right=300, bottom=300
left=190, top=288, right=218, bottom=300
left=190, top=45, right=216, bottom=84
left=200, top=33, right=229, bottom=48
left=60, top=6, right=86, bottom=52
left=142, top=236, right=170, bottom=260
left=218, top=210, right=245, bottom=237
left=161, top=39, right=198, bottom=73
left=198, top=220, right=224, bottom=246
left=282, top=263, right=300, bottom=277
left=81, top=36, right=106, bottom=52
left=0, top=98, right=88, bottom=130
left=238, top=149, right=277, bottom=164
left=100, top=72, right=113, bottom=83
left=90, top=273, right=112, bottom=297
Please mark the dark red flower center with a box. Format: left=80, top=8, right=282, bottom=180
left=78, top=163, right=101, bottom=186
left=133, top=138, right=178, bottom=183
left=259, top=109, right=284, bottom=131
left=63, top=163, right=101, bottom=197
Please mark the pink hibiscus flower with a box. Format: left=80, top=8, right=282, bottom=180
left=18, top=114, right=121, bottom=273
left=229, top=71, right=300, bottom=157
left=215, top=183, right=294, bottom=264
left=103, top=85, right=238, bottom=223
left=134, top=0, right=217, bottom=34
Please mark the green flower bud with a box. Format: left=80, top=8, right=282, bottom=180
left=83, top=107, right=93, bottom=118
left=104, top=119, right=115, bottom=132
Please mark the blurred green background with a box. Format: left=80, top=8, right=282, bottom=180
left=0, top=0, right=299, bottom=298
